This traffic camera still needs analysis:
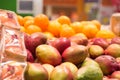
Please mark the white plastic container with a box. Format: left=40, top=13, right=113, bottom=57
left=110, top=13, right=120, bottom=36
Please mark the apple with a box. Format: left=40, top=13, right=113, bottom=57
left=88, top=45, right=104, bottom=59
left=50, top=65, right=73, bottom=80
left=95, top=55, right=119, bottom=75
left=47, top=37, right=71, bottom=54
left=24, top=32, right=47, bottom=58
left=36, top=44, right=62, bottom=66
left=104, top=44, right=120, bottom=58
left=24, top=62, right=48, bottom=80
left=62, top=45, right=88, bottom=65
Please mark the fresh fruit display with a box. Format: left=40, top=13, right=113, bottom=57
left=1, top=9, right=120, bottom=80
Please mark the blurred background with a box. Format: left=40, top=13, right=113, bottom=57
left=0, top=0, right=120, bottom=25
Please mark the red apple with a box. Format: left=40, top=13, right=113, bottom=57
left=47, top=37, right=71, bottom=54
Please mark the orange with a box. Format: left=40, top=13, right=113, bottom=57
left=60, top=24, right=75, bottom=38
left=91, top=20, right=101, bottom=30
left=24, top=19, right=34, bottom=28
left=34, top=14, right=49, bottom=32
left=96, top=30, right=116, bottom=39
left=17, top=15, right=24, bottom=26
left=20, top=26, right=26, bottom=32
left=23, top=16, right=34, bottom=25
left=70, top=21, right=83, bottom=33
left=47, top=21, right=62, bottom=37
left=26, top=25, right=41, bottom=34
left=82, top=24, right=99, bottom=39
left=57, top=15, right=71, bottom=25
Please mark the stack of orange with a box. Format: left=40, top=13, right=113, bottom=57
left=47, top=20, right=62, bottom=37
left=34, top=14, right=49, bottom=32
left=17, top=14, right=49, bottom=35
left=17, top=14, right=116, bottom=39
left=60, top=24, right=75, bottom=38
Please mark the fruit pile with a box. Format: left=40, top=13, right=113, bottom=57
left=17, top=14, right=120, bottom=80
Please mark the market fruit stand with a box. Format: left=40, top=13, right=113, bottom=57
left=0, top=9, right=120, bottom=80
